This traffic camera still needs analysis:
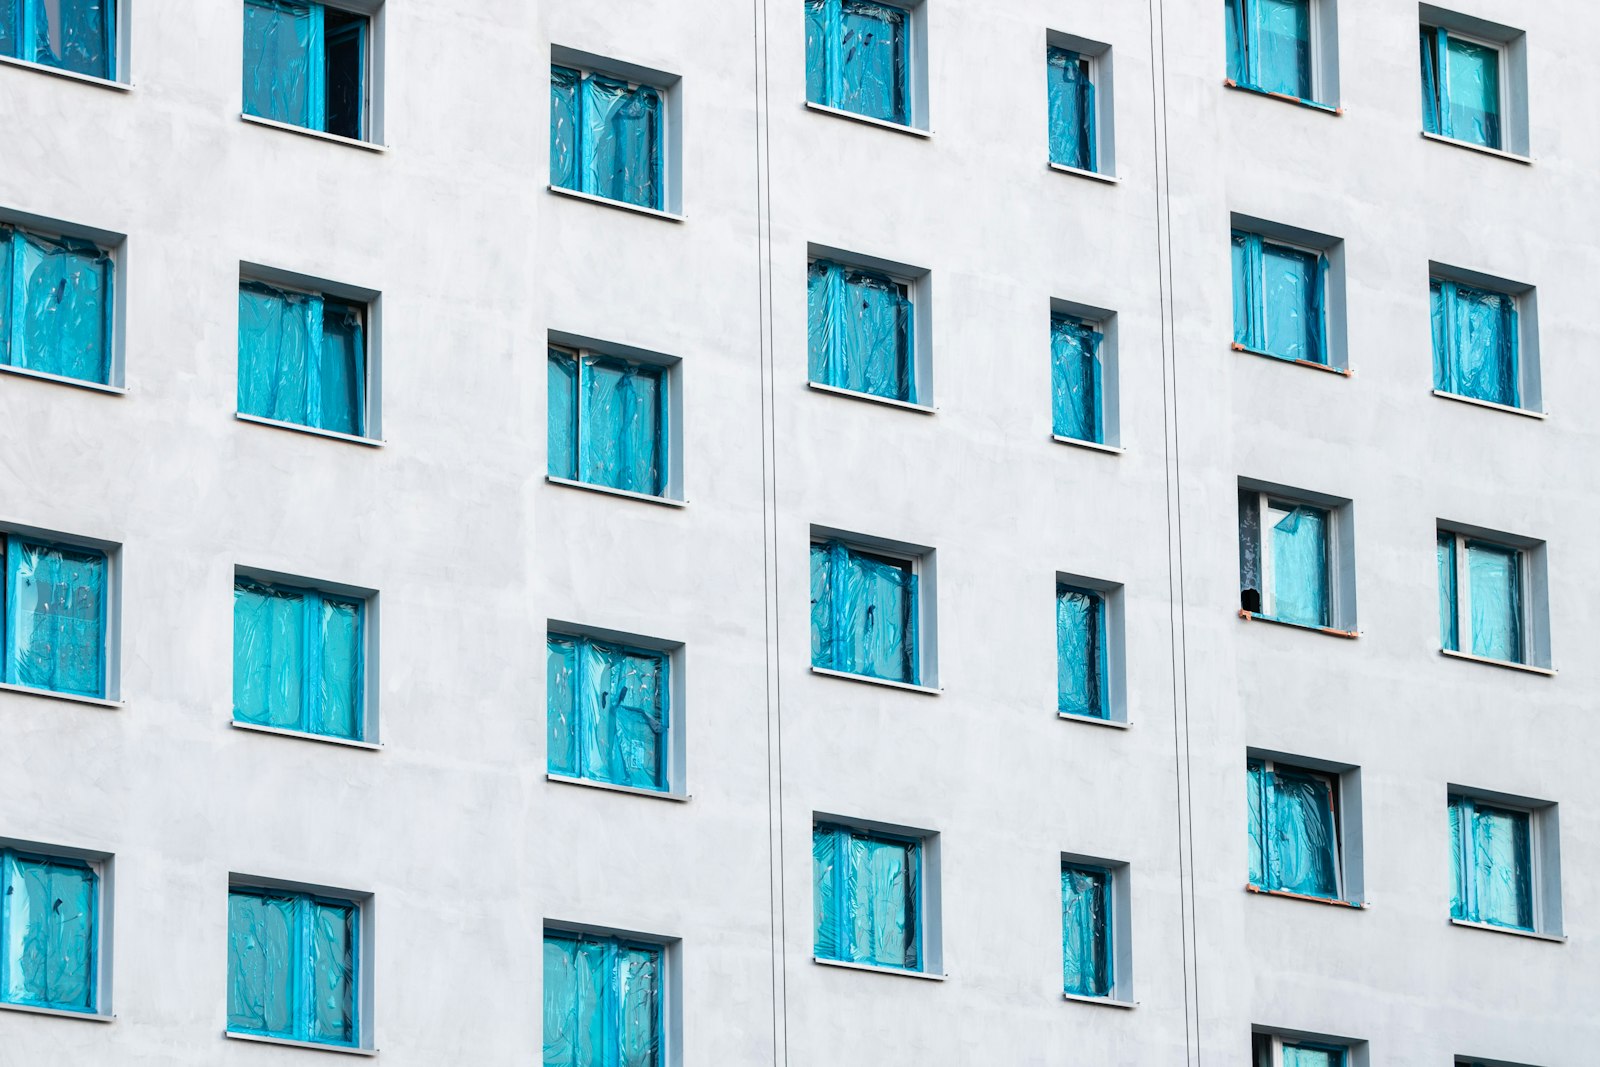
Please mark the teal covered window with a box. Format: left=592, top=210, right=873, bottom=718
left=237, top=280, right=368, bottom=437
left=1254, top=1034, right=1349, bottom=1067
left=1061, top=863, right=1111, bottom=998
left=1449, top=795, right=1533, bottom=931
left=805, top=0, right=910, bottom=125
left=1421, top=26, right=1500, bottom=149
left=543, top=930, right=662, bottom=1067
left=0, top=535, right=107, bottom=699
left=810, top=538, right=919, bottom=685
left=547, top=345, right=668, bottom=498
left=228, top=887, right=359, bottom=1048
left=0, top=0, right=115, bottom=79
left=1247, top=759, right=1342, bottom=900
left=546, top=632, right=669, bottom=792
left=1232, top=230, right=1326, bottom=365
left=1431, top=278, right=1518, bottom=407
left=813, top=823, right=921, bottom=971
left=233, top=578, right=365, bottom=741
left=550, top=64, right=663, bottom=211
left=0, top=223, right=114, bottom=386
left=0, top=849, right=99, bottom=1013
left=1047, top=46, right=1096, bottom=171
left=808, top=259, right=915, bottom=403
left=1437, top=531, right=1524, bottom=664
left=1057, top=584, right=1107, bottom=719
left=1239, top=491, right=1332, bottom=629
left=242, top=0, right=369, bottom=140
left=1051, top=313, right=1103, bottom=443
left=1225, top=0, right=1315, bottom=101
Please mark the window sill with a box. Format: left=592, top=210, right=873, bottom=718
left=1050, top=434, right=1124, bottom=455
left=231, top=721, right=381, bottom=751
left=0, top=682, right=121, bottom=709
left=810, top=666, right=940, bottom=696
left=1246, top=884, right=1365, bottom=909
left=1449, top=918, right=1564, bottom=943
left=0, top=364, right=127, bottom=394
left=1432, top=390, right=1545, bottom=419
left=1222, top=79, right=1340, bottom=114
left=1059, top=711, right=1130, bottom=730
left=1439, top=649, right=1555, bottom=677
left=0, top=1001, right=114, bottom=1023
left=807, top=381, right=935, bottom=414
left=813, top=957, right=945, bottom=980
left=545, top=476, right=686, bottom=508
left=240, top=113, right=387, bottom=153
left=226, top=1032, right=377, bottom=1056
left=546, top=774, right=690, bottom=803
left=1232, top=343, right=1351, bottom=377
left=1047, top=161, right=1119, bottom=185
left=1420, top=131, right=1531, bottom=165
left=1062, top=992, right=1136, bottom=1009
left=0, top=53, right=129, bottom=92
left=547, top=185, right=684, bottom=223
left=1238, top=611, right=1359, bottom=639
left=804, top=101, right=931, bottom=139
left=235, top=413, right=384, bottom=448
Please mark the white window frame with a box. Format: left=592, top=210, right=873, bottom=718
left=805, top=244, right=934, bottom=412
left=1448, top=788, right=1562, bottom=938
left=1418, top=5, right=1528, bottom=156
left=1044, top=31, right=1116, bottom=178
left=1250, top=757, right=1354, bottom=901
left=1239, top=488, right=1349, bottom=630
left=1440, top=531, right=1526, bottom=663
left=549, top=46, right=683, bottom=216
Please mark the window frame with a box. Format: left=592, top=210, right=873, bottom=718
left=806, top=244, right=933, bottom=410
left=0, top=527, right=119, bottom=702
left=1447, top=788, right=1561, bottom=938
left=1428, top=263, right=1540, bottom=414
left=1435, top=524, right=1549, bottom=670
left=549, top=47, right=682, bottom=216
left=1059, top=853, right=1131, bottom=1004
left=1044, top=32, right=1115, bottom=177
left=1246, top=756, right=1359, bottom=904
left=1230, top=223, right=1344, bottom=371
left=1055, top=573, right=1125, bottom=724
left=810, top=814, right=942, bottom=977
left=1237, top=485, right=1355, bottom=634
left=1418, top=6, right=1528, bottom=157
left=1224, top=0, right=1341, bottom=109
left=546, top=335, right=682, bottom=502
left=803, top=0, right=929, bottom=132
left=0, top=217, right=124, bottom=391
left=542, top=922, right=680, bottom=1067
left=0, top=841, right=111, bottom=1018
left=0, top=0, right=124, bottom=85
left=808, top=527, right=937, bottom=690
left=240, top=0, right=383, bottom=144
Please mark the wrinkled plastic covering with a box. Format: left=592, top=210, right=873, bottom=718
left=1237, top=489, right=1262, bottom=600
left=1268, top=502, right=1329, bottom=627
left=0, top=0, right=115, bottom=79
left=321, top=9, right=365, bottom=139
left=1420, top=28, right=1500, bottom=148
left=547, top=346, right=667, bottom=495
left=1436, top=532, right=1458, bottom=651
left=228, top=889, right=357, bottom=1046
left=1225, top=0, right=1312, bottom=100
left=1, top=225, right=113, bottom=384
left=547, top=633, right=668, bottom=791
left=548, top=347, right=579, bottom=479
left=2, top=851, right=96, bottom=1011
left=243, top=1, right=318, bottom=128
left=4, top=537, right=106, bottom=698
left=238, top=281, right=366, bottom=435
left=543, top=931, right=661, bottom=1067
left=1057, top=585, right=1106, bottom=719
left=1047, top=48, right=1095, bottom=171
left=1431, top=279, right=1517, bottom=407
left=813, top=824, right=920, bottom=970
left=1248, top=761, right=1339, bottom=899
left=1466, top=540, right=1522, bottom=663
left=233, top=579, right=364, bottom=740
left=805, top=0, right=909, bottom=124
left=1061, top=864, right=1111, bottom=997
left=1050, top=314, right=1102, bottom=443
left=549, top=65, right=663, bottom=210
left=1282, top=1044, right=1346, bottom=1067
left=808, top=259, right=914, bottom=403
left=1232, top=231, right=1324, bottom=364
left=1450, top=797, right=1533, bottom=930
left=810, top=539, right=918, bottom=684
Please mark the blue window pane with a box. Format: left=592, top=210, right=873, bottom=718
left=308, top=901, right=356, bottom=1045
left=806, top=0, right=909, bottom=124
left=229, top=890, right=359, bottom=1047
left=547, top=347, right=579, bottom=480
left=1249, top=762, right=1340, bottom=900
left=1057, top=585, right=1106, bottom=719
left=1050, top=314, right=1102, bottom=442
left=1061, top=864, right=1111, bottom=997
left=1450, top=797, right=1533, bottom=930
left=546, top=633, right=669, bottom=791
left=3, top=853, right=96, bottom=1012
left=238, top=283, right=366, bottom=435
left=1443, top=34, right=1500, bottom=148
left=1232, top=231, right=1324, bottom=363
left=232, top=579, right=363, bottom=740
left=5, top=538, right=106, bottom=698
left=549, top=66, right=580, bottom=191
left=543, top=933, right=660, bottom=1067
left=810, top=540, right=918, bottom=684
left=1047, top=48, right=1096, bottom=171
left=546, top=635, right=580, bottom=777
left=316, top=300, right=365, bottom=436
left=813, top=825, right=919, bottom=970
left=579, top=356, right=665, bottom=496
left=1432, top=279, right=1517, bottom=406
left=807, top=259, right=914, bottom=403
left=15, top=0, right=114, bottom=79
left=7, top=228, right=112, bottom=384
left=243, top=0, right=317, bottom=128
left=1227, top=0, right=1311, bottom=99
left=1437, top=532, right=1458, bottom=651
left=582, top=75, right=662, bottom=209
left=1269, top=504, right=1329, bottom=627
left=1466, top=541, right=1521, bottom=663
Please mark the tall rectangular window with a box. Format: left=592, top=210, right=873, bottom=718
left=808, top=258, right=915, bottom=404
left=550, top=64, right=663, bottom=211
left=812, top=822, right=921, bottom=971
left=1225, top=0, right=1314, bottom=100
left=1254, top=1034, right=1351, bottom=1067
left=1232, top=230, right=1326, bottom=365
left=810, top=538, right=919, bottom=685
left=1050, top=313, right=1103, bottom=443
left=1247, top=758, right=1343, bottom=901
left=805, top=0, right=911, bottom=125
left=0, top=224, right=114, bottom=386
left=546, top=632, right=670, bottom=792
left=1056, top=584, right=1106, bottom=719
left=0, top=0, right=116, bottom=79
left=1060, top=863, right=1111, bottom=998
left=547, top=345, right=668, bottom=498
left=543, top=930, right=663, bottom=1067
left=1431, top=278, right=1518, bottom=407
left=1437, top=530, right=1528, bottom=665
left=242, top=0, right=370, bottom=140
left=1046, top=46, right=1095, bottom=172
left=0, top=535, right=108, bottom=699
left=1421, top=25, right=1500, bottom=149
left=1, top=848, right=100, bottom=1013
left=1449, top=794, right=1533, bottom=931
left=237, top=280, right=368, bottom=438
left=1238, top=490, right=1334, bottom=629
left=233, top=578, right=365, bottom=741
left=228, top=886, right=359, bottom=1048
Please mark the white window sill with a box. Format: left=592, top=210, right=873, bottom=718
left=0, top=363, right=127, bottom=394
left=1238, top=611, right=1359, bottom=640
left=231, top=721, right=381, bottom=751
left=1432, top=389, right=1545, bottom=419
left=226, top=1032, right=377, bottom=1056
left=813, top=957, right=945, bottom=980
left=0, top=53, right=129, bottom=92
left=545, top=476, right=686, bottom=508
left=810, top=666, right=940, bottom=696
left=1420, top=131, right=1531, bottom=165
left=0, top=1001, right=114, bottom=1022
left=1439, top=648, right=1555, bottom=677
left=1047, top=161, right=1119, bottom=185
left=0, top=682, right=121, bottom=709
left=1058, top=711, right=1131, bottom=730
left=807, top=381, right=935, bottom=414
left=235, top=413, right=384, bottom=448
left=1449, top=918, right=1564, bottom=943
left=1232, top=343, right=1351, bottom=377
left=1062, top=992, right=1136, bottom=1009
left=547, top=773, right=690, bottom=803
left=804, top=101, right=931, bottom=138
left=1222, top=79, right=1340, bottom=115
left=547, top=185, right=684, bottom=223
left=1246, top=884, right=1365, bottom=909
left=240, top=113, right=387, bottom=153
left=1051, top=434, right=1124, bottom=455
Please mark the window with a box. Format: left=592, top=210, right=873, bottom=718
left=1060, top=863, right=1111, bottom=998
left=1253, top=1034, right=1351, bottom=1067
left=1239, top=487, right=1353, bottom=631
left=546, top=631, right=671, bottom=792
left=1046, top=45, right=1097, bottom=172
left=1057, top=584, right=1108, bottom=719
left=543, top=929, right=664, bottom=1067
left=1436, top=526, right=1548, bottom=668
left=807, top=257, right=918, bottom=404
left=242, top=0, right=372, bottom=141
left=0, top=846, right=102, bottom=1014
left=548, top=344, right=671, bottom=498
left=812, top=822, right=924, bottom=971
left=805, top=0, right=916, bottom=126
left=227, top=885, right=361, bottom=1048
left=0, top=223, right=115, bottom=387
left=1431, top=276, right=1527, bottom=409
left=1051, top=314, right=1104, bottom=443
left=1247, top=758, right=1351, bottom=901
left=1225, top=0, right=1337, bottom=106
left=1232, top=230, right=1326, bottom=366
left=237, top=278, right=370, bottom=438
left=550, top=62, right=665, bottom=211
left=1448, top=791, right=1560, bottom=936
left=810, top=536, right=924, bottom=686
left=1420, top=25, right=1498, bottom=148
left=0, top=0, right=116, bottom=79
left=0, top=534, right=109, bottom=699
left=233, top=576, right=366, bottom=741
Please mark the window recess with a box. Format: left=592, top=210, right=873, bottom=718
left=242, top=0, right=373, bottom=141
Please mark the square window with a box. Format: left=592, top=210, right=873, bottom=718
left=1254, top=1033, right=1354, bottom=1067
left=543, top=928, right=667, bottom=1067
left=0, top=533, right=112, bottom=699
left=813, top=819, right=937, bottom=973
left=1232, top=229, right=1329, bottom=366
left=242, top=0, right=375, bottom=141
left=805, top=0, right=922, bottom=128
left=1238, top=485, right=1354, bottom=631
left=0, top=0, right=117, bottom=80
left=807, top=251, right=930, bottom=406
left=227, top=883, right=363, bottom=1048
left=0, top=844, right=106, bottom=1014
left=1419, top=9, right=1526, bottom=154
left=550, top=58, right=672, bottom=212
left=1060, top=860, right=1121, bottom=1000
left=232, top=574, right=369, bottom=742
left=1436, top=526, right=1547, bottom=667
left=1225, top=0, right=1338, bottom=105
left=810, top=532, right=934, bottom=687
left=546, top=629, right=674, bottom=793
left=1046, top=47, right=1093, bottom=172
left=1448, top=789, right=1560, bottom=936
left=1056, top=578, right=1124, bottom=722
left=0, top=222, right=116, bottom=387
left=1429, top=267, right=1538, bottom=411
left=547, top=342, right=675, bottom=499
left=237, top=276, right=373, bottom=439
left=1247, top=756, right=1362, bottom=903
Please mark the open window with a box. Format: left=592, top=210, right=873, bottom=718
left=1436, top=524, right=1549, bottom=670
left=1224, top=0, right=1340, bottom=109
left=242, top=0, right=378, bottom=142
left=1247, top=754, right=1363, bottom=905
left=1046, top=33, right=1114, bottom=176
left=549, top=49, right=680, bottom=214
left=1419, top=6, right=1528, bottom=155
left=1238, top=483, right=1356, bottom=633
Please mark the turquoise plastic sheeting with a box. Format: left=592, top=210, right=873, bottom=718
left=1269, top=503, right=1329, bottom=627
left=1061, top=864, right=1111, bottom=997
left=805, top=0, right=909, bottom=124
left=3, top=537, right=106, bottom=698
left=1051, top=314, right=1103, bottom=443
left=1431, top=279, right=1518, bottom=407
left=1232, top=230, right=1326, bottom=365
left=808, top=259, right=914, bottom=403
left=1, top=850, right=97, bottom=1012
left=549, top=65, right=663, bottom=210
left=1, top=225, right=114, bottom=384
left=0, top=0, right=115, bottom=79
left=1226, top=0, right=1314, bottom=100
left=813, top=823, right=920, bottom=970
left=1450, top=796, right=1533, bottom=929
left=543, top=931, right=661, bottom=1067
left=1047, top=47, right=1096, bottom=170
left=238, top=281, right=367, bottom=435
left=810, top=539, right=918, bottom=684
left=1436, top=532, right=1459, bottom=651
left=1057, top=585, right=1107, bottom=719
left=228, top=888, right=357, bottom=1047
left=243, top=1, right=366, bottom=138
left=547, top=633, right=669, bottom=791
left=1421, top=27, right=1501, bottom=148
left=1466, top=540, right=1521, bottom=662
left=546, top=345, right=668, bottom=496
left=233, top=578, right=364, bottom=740
left=1248, top=760, right=1340, bottom=899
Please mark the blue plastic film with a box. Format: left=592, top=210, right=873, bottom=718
left=1061, top=864, right=1111, bottom=998
left=4, top=227, right=112, bottom=384
left=547, top=633, right=668, bottom=791
left=1283, top=1044, right=1346, bottom=1067
left=1419, top=29, right=1442, bottom=135
left=549, top=66, right=580, bottom=191
left=1261, top=243, right=1322, bottom=363
left=1047, top=48, right=1096, bottom=171
left=316, top=300, right=365, bottom=436
left=1266, top=768, right=1339, bottom=898
left=239, top=282, right=365, bottom=435
left=1050, top=314, right=1102, bottom=442
left=8, top=0, right=115, bottom=79
left=1448, top=797, right=1466, bottom=919
left=227, top=890, right=297, bottom=1036
left=0, top=2, right=15, bottom=60
left=547, top=347, right=580, bottom=480
left=233, top=582, right=307, bottom=730
left=806, top=0, right=908, bottom=124
left=1443, top=34, right=1500, bottom=148
left=1246, top=760, right=1267, bottom=886
left=1252, top=0, right=1312, bottom=98
left=1432, top=279, right=1517, bottom=406
left=1452, top=798, right=1533, bottom=930
left=309, top=900, right=356, bottom=1045
left=1437, top=532, right=1459, bottom=651
left=546, top=635, right=580, bottom=777
left=315, top=596, right=362, bottom=738
left=6, top=538, right=106, bottom=698
left=1269, top=503, right=1329, bottom=627
left=617, top=945, right=661, bottom=1067
left=4, top=853, right=96, bottom=1011
left=1056, top=585, right=1106, bottom=719
left=579, top=74, right=662, bottom=209
left=542, top=933, right=660, bottom=1067
left=243, top=0, right=318, bottom=129
left=810, top=540, right=918, bottom=684
left=580, top=356, right=665, bottom=496
left=321, top=9, right=364, bottom=139
left=807, top=259, right=914, bottom=403
left=813, top=825, right=919, bottom=970
left=1466, top=541, right=1521, bottom=662
left=1230, top=231, right=1257, bottom=347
